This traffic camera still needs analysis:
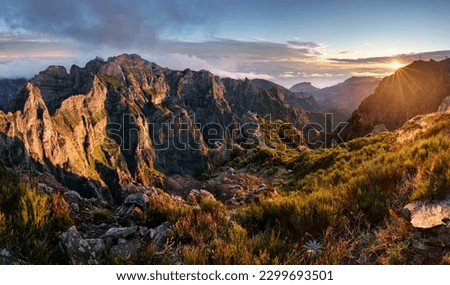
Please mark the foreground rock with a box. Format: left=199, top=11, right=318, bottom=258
left=124, top=193, right=149, bottom=209
left=403, top=200, right=450, bottom=229
left=149, top=222, right=173, bottom=249
left=60, top=226, right=105, bottom=265
left=0, top=248, right=25, bottom=265
left=187, top=189, right=216, bottom=205
left=403, top=199, right=450, bottom=263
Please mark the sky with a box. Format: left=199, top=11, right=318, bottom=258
left=1, top=0, right=450, bottom=88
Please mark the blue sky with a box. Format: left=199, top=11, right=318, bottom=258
left=1, top=0, right=450, bottom=87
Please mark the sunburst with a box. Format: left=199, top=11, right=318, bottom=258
left=388, top=60, right=405, bottom=70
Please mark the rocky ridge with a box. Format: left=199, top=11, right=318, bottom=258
left=0, top=54, right=315, bottom=203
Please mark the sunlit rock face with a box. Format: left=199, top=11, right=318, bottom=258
left=345, top=59, right=450, bottom=139
left=0, top=54, right=310, bottom=201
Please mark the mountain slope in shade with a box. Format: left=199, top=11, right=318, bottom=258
left=252, top=79, right=321, bottom=112
left=315, top=76, right=381, bottom=112
left=0, top=78, right=27, bottom=111
left=0, top=54, right=312, bottom=202
left=345, top=59, right=450, bottom=139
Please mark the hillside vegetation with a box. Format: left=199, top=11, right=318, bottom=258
left=2, top=113, right=449, bottom=264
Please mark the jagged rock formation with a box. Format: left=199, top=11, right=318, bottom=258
left=0, top=78, right=27, bottom=111
left=0, top=54, right=312, bottom=203
left=345, top=59, right=450, bottom=139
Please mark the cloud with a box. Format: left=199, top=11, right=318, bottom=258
left=279, top=72, right=295, bottom=78
left=338, top=50, right=354, bottom=54
left=301, top=72, right=334, bottom=78
left=158, top=53, right=273, bottom=80
left=351, top=71, right=391, bottom=77
left=1, top=1, right=450, bottom=89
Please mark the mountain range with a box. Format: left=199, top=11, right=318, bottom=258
left=345, top=59, right=450, bottom=138
left=289, top=76, right=381, bottom=116
left=1, top=55, right=450, bottom=265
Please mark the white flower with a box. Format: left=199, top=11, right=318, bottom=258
left=303, top=239, right=323, bottom=258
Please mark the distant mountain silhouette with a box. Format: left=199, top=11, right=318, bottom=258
left=289, top=82, right=319, bottom=93
left=312, top=76, right=381, bottom=113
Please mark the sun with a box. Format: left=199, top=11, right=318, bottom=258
left=389, top=60, right=405, bottom=70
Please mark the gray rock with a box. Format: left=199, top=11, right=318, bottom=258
left=148, top=222, right=172, bottom=249
left=101, top=226, right=138, bottom=240
left=115, top=204, right=134, bottom=217
left=70, top=202, right=79, bottom=213
left=37, top=183, right=53, bottom=194
left=0, top=248, right=25, bottom=265
left=226, top=167, right=235, bottom=175
left=187, top=189, right=216, bottom=205
left=124, top=193, right=149, bottom=208
left=110, top=240, right=140, bottom=261
left=59, top=226, right=105, bottom=265
left=64, top=190, right=82, bottom=200
left=404, top=200, right=450, bottom=229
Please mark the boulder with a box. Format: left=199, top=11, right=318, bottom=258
left=0, top=248, right=25, bottom=265
left=101, top=226, right=138, bottom=240
left=37, top=183, right=53, bottom=194
left=110, top=239, right=141, bottom=261
left=403, top=200, right=450, bottom=229
left=187, top=189, right=216, bottom=205
left=70, top=202, right=79, bottom=213
left=59, top=226, right=105, bottom=265
left=64, top=190, right=82, bottom=200
left=148, top=222, right=173, bottom=249
left=124, top=193, right=149, bottom=208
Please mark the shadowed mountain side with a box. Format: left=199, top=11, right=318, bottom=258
left=0, top=78, right=27, bottom=111
left=0, top=131, right=115, bottom=203
left=345, top=59, right=450, bottom=139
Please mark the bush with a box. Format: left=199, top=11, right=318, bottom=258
left=0, top=167, right=73, bottom=264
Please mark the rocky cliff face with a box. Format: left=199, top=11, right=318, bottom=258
left=345, top=59, right=450, bottom=138
left=0, top=54, right=312, bottom=202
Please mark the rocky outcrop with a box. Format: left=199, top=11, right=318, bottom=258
left=345, top=59, right=450, bottom=139
left=60, top=226, right=105, bottom=265
left=0, top=54, right=314, bottom=202
left=403, top=199, right=450, bottom=262
left=403, top=200, right=450, bottom=229
left=187, top=189, right=216, bottom=205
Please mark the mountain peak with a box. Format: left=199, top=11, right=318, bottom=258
left=289, top=82, right=319, bottom=93
left=345, top=58, right=450, bottom=138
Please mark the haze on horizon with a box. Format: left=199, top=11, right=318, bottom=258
left=1, top=0, right=450, bottom=88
